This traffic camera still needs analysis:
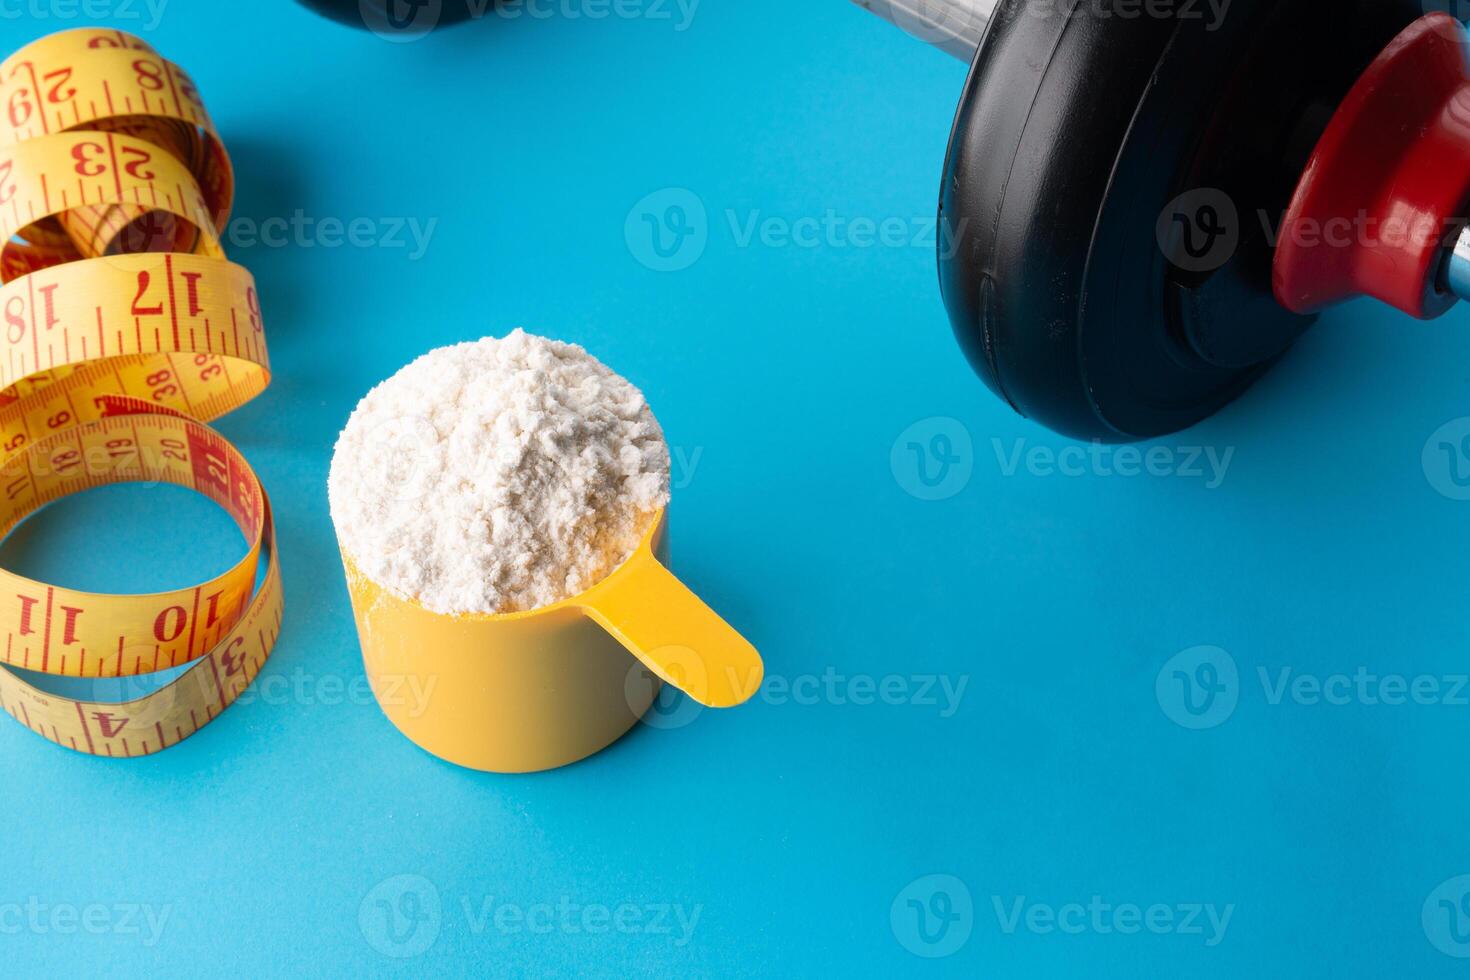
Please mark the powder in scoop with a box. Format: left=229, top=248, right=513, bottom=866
left=328, top=329, right=671, bottom=615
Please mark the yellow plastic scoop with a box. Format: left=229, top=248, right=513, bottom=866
left=341, top=510, right=762, bottom=773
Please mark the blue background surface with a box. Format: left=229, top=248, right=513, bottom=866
left=2, top=1, right=1470, bottom=976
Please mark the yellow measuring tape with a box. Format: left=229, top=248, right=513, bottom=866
left=0, top=28, right=279, bottom=756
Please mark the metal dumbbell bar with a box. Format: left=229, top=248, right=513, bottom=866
left=851, top=0, right=994, bottom=59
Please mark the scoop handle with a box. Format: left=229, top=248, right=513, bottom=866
left=579, top=550, right=763, bottom=709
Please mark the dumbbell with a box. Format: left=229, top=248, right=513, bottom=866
left=856, top=0, right=1470, bottom=440
left=297, top=0, right=480, bottom=34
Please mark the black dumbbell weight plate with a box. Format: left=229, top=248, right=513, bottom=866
left=297, top=0, right=483, bottom=33
left=938, top=0, right=1439, bottom=440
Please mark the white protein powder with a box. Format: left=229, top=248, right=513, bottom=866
left=328, top=329, right=671, bottom=615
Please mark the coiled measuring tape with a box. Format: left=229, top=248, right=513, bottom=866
left=0, top=28, right=280, bottom=756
